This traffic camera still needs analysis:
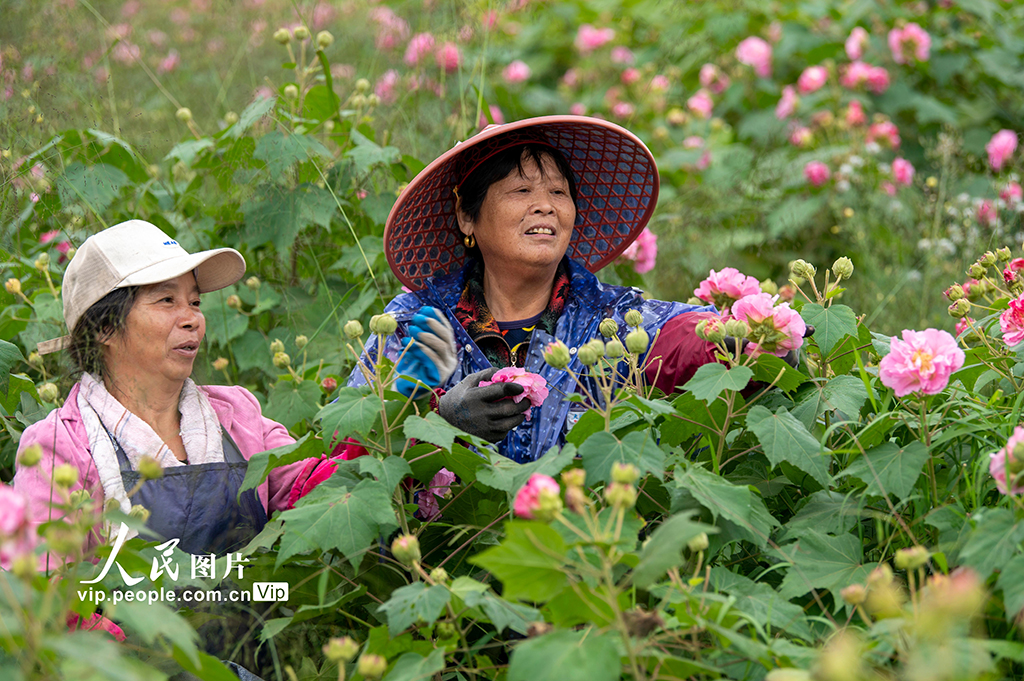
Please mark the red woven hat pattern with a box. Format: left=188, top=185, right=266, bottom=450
left=385, top=116, right=659, bottom=291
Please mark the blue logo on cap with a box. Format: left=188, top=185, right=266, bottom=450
left=163, top=240, right=178, bottom=246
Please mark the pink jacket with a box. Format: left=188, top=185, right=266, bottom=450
left=13, top=382, right=304, bottom=558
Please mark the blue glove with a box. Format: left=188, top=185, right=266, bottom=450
left=394, top=307, right=457, bottom=398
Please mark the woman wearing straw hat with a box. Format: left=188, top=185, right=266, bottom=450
left=352, top=116, right=726, bottom=464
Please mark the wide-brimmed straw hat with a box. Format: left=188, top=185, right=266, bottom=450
left=38, top=220, right=246, bottom=354
left=385, top=115, right=659, bottom=291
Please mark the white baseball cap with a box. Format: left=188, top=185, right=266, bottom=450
left=38, top=220, right=246, bottom=354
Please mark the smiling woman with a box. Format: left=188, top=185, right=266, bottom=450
left=13, top=221, right=307, bottom=563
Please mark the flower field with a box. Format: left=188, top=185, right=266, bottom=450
left=3, top=1, right=1024, bottom=679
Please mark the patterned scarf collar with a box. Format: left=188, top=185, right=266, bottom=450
left=453, top=258, right=571, bottom=368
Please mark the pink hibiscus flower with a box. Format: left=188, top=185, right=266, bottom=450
left=878, top=329, right=965, bottom=397
left=990, top=426, right=1024, bottom=495
left=478, top=367, right=548, bottom=419
left=693, top=267, right=762, bottom=312
left=730, top=292, right=806, bottom=357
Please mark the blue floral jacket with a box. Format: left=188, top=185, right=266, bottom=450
left=349, top=258, right=714, bottom=462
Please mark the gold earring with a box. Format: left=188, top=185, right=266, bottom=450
left=463, top=234, right=476, bottom=248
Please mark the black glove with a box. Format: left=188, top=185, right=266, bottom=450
left=438, top=368, right=531, bottom=443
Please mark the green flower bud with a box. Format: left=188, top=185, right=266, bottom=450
left=599, top=318, right=618, bottom=338
left=434, top=621, right=457, bottom=639
left=429, top=567, right=449, bottom=584
left=38, top=382, right=59, bottom=403
left=283, top=84, right=299, bottom=100
left=968, top=262, right=986, bottom=278
left=34, top=252, right=50, bottom=271
left=273, top=28, right=291, bottom=44
left=295, top=335, right=308, bottom=349
left=610, top=462, right=639, bottom=485
left=175, top=107, right=192, bottom=123
left=561, top=468, right=586, bottom=488
left=18, top=444, right=42, bottom=468
left=997, top=246, right=1012, bottom=262
left=245, top=276, right=261, bottom=290
left=760, top=279, right=779, bottom=295
left=840, top=583, right=867, bottom=605
left=270, top=338, right=285, bottom=355
left=226, top=294, right=242, bottom=310
left=323, top=636, right=360, bottom=663
left=367, top=94, right=381, bottom=108
left=687, top=532, right=709, bottom=552
left=723, top=319, right=751, bottom=338
left=369, top=313, right=398, bottom=336
left=27, top=351, right=43, bottom=369
left=980, top=251, right=997, bottom=266
left=948, top=299, right=970, bottom=319
left=45, top=526, right=83, bottom=555
left=344, top=319, right=364, bottom=339
left=212, top=356, right=229, bottom=372
left=894, top=546, right=929, bottom=571
left=391, top=534, right=421, bottom=567
left=831, top=256, right=854, bottom=280
left=790, top=259, right=816, bottom=280
left=577, top=343, right=600, bottom=366
left=129, top=504, right=151, bottom=523
left=65, top=247, right=76, bottom=260
left=624, top=309, right=644, bottom=328
left=293, top=26, right=310, bottom=41
left=625, top=328, right=649, bottom=354
left=945, top=283, right=964, bottom=301
left=604, top=338, right=625, bottom=359
left=138, top=456, right=163, bottom=481
left=866, top=564, right=894, bottom=588
left=5, top=278, right=21, bottom=295
left=53, top=464, right=79, bottom=488
left=355, top=78, right=371, bottom=93
left=316, top=30, right=334, bottom=48
left=272, top=352, right=291, bottom=368
left=357, top=654, right=387, bottom=680
left=351, top=93, right=367, bottom=108
left=543, top=340, right=570, bottom=369
left=604, top=482, right=637, bottom=509
left=224, top=111, right=239, bottom=125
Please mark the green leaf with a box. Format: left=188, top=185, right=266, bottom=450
left=766, top=196, right=825, bottom=239
left=746, top=406, right=831, bottom=488
left=202, top=289, right=249, bottom=348
left=254, top=130, right=331, bottom=177
left=578, top=430, right=664, bottom=485
left=543, top=583, right=622, bottom=628
left=508, top=629, right=621, bottom=681
left=259, top=617, right=292, bottom=642
left=239, top=433, right=320, bottom=494
left=346, top=130, right=401, bottom=175
left=317, top=386, right=384, bottom=444
left=276, top=478, right=398, bottom=568
left=791, top=375, right=870, bottom=429
left=57, top=163, right=129, bottom=214
left=780, top=490, right=859, bottom=540
left=0, top=339, right=24, bottom=395
left=403, top=411, right=465, bottom=451
left=377, top=583, right=451, bottom=633
left=960, top=508, right=1024, bottom=580
left=241, top=184, right=338, bottom=251
left=451, top=577, right=539, bottom=634
left=229, top=96, right=276, bottom=138
left=842, top=441, right=928, bottom=498
left=997, top=553, right=1024, bottom=622
left=470, top=521, right=568, bottom=602
left=659, top=391, right=728, bottom=448
left=164, top=138, right=214, bottom=167
left=750, top=353, right=809, bottom=393
left=633, top=512, right=717, bottom=588
left=265, top=379, right=322, bottom=429
left=383, top=649, right=446, bottom=681
left=476, top=443, right=576, bottom=494
left=772, top=531, right=877, bottom=601
left=708, top=568, right=813, bottom=640
left=359, top=455, right=412, bottom=494
left=801, top=304, right=858, bottom=356
left=674, top=463, right=778, bottom=548
left=112, top=600, right=198, bottom=651
left=682, top=363, right=753, bottom=402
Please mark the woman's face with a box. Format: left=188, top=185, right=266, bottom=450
left=457, top=152, right=576, bottom=275
left=104, top=273, right=205, bottom=386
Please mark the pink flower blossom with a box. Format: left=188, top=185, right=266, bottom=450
left=986, top=130, right=1018, bottom=172
left=699, top=63, right=730, bottom=94
left=120, top=0, right=140, bottom=18
left=878, top=329, right=965, bottom=397
left=694, top=267, right=761, bottom=312
left=955, top=317, right=974, bottom=337
left=977, top=200, right=998, bottom=227
left=990, top=426, right=1024, bottom=495
left=67, top=613, right=126, bottom=642
left=846, top=99, right=866, bottom=126
left=405, top=32, right=436, bottom=66
left=687, top=89, right=713, bottom=119
left=513, top=473, right=561, bottom=520
left=650, top=74, right=670, bottom=92
left=888, top=23, right=931, bottom=64
left=697, top=151, right=711, bottom=170
left=845, top=26, right=870, bottom=60
left=868, top=121, right=900, bottom=148
left=436, top=42, right=460, bottom=73
left=775, top=85, right=798, bottom=119
left=569, top=102, right=586, bottom=116
left=841, top=61, right=890, bottom=93
left=478, top=104, right=504, bottom=128
left=418, top=467, right=456, bottom=520
left=502, top=60, right=531, bottom=83
left=112, top=41, right=141, bottom=65
left=575, top=24, right=615, bottom=54
left=731, top=292, right=807, bottom=357
left=790, top=126, right=812, bottom=147
left=371, top=7, right=410, bottom=50
left=611, top=101, right=635, bottom=119
left=682, top=136, right=704, bottom=149
left=311, top=2, right=336, bottom=29
left=736, top=36, right=772, bottom=77
left=147, top=30, right=168, bottom=47
left=881, top=181, right=897, bottom=196
left=798, top=65, right=828, bottom=94
left=804, top=160, right=830, bottom=186
left=1010, top=259, right=1024, bottom=274
left=1000, top=182, right=1023, bottom=205
left=157, top=50, right=180, bottom=74
left=620, top=227, right=658, bottom=273
left=375, top=69, right=400, bottom=104
left=865, top=65, right=890, bottom=93
left=611, top=46, right=634, bottom=65
left=561, top=68, right=579, bottom=88
left=621, top=67, right=641, bottom=86
left=1001, top=296, right=1024, bottom=347
left=0, top=483, right=35, bottom=569
left=892, top=157, right=914, bottom=185
left=478, top=367, right=548, bottom=419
